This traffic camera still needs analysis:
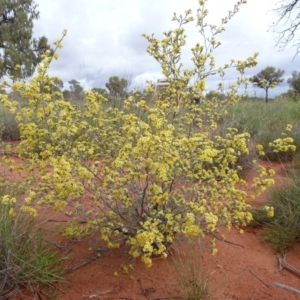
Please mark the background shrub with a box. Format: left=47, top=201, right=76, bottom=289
left=250, top=175, right=300, bottom=253
left=222, top=98, right=300, bottom=161
left=0, top=200, right=65, bottom=299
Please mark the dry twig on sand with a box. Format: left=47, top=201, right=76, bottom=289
left=274, top=253, right=300, bottom=296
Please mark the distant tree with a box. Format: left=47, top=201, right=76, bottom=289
left=65, top=79, right=84, bottom=101
left=55, top=78, right=64, bottom=90
left=105, top=76, right=130, bottom=109
left=105, top=76, right=128, bottom=98
left=92, top=87, right=109, bottom=97
left=50, top=78, right=64, bottom=93
left=287, top=70, right=300, bottom=95
left=62, top=90, right=71, bottom=100
left=277, top=89, right=299, bottom=102
left=0, top=0, right=51, bottom=79
left=250, top=67, right=285, bottom=103
left=273, top=0, right=300, bottom=54
left=205, top=90, right=226, bottom=101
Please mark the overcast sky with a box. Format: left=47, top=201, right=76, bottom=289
left=33, top=0, right=300, bottom=97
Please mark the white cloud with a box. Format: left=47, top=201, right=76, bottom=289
left=31, top=0, right=299, bottom=95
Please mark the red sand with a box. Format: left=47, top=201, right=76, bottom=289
left=5, top=157, right=300, bottom=300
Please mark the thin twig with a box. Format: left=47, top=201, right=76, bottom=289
left=48, top=219, right=87, bottom=224
left=67, top=256, right=98, bottom=273
left=45, top=239, right=69, bottom=251
left=248, top=269, right=269, bottom=288
left=209, top=232, right=244, bottom=248
left=148, top=297, right=183, bottom=300
left=82, top=289, right=112, bottom=298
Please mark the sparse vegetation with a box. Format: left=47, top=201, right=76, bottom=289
left=0, top=203, right=65, bottom=298
left=0, top=182, right=65, bottom=299
left=222, top=98, right=300, bottom=161
left=0, top=0, right=279, bottom=271
left=0, top=0, right=300, bottom=299
left=170, top=239, right=214, bottom=300
left=251, top=173, right=300, bottom=253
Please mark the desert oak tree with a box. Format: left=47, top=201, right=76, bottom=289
left=287, top=70, right=300, bottom=94
left=0, top=0, right=51, bottom=79
left=250, top=66, right=284, bottom=103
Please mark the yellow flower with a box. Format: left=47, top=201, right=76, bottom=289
left=256, top=144, right=263, bottom=151
left=264, top=206, right=274, bottom=218
left=9, top=208, right=16, bottom=217
left=286, top=124, right=293, bottom=131
left=141, top=256, right=152, bottom=268
left=212, top=248, right=218, bottom=255
left=1, top=195, right=16, bottom=205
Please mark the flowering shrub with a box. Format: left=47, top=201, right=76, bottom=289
left=0, top=1, right=276, bottom=267
left=256, top=124, right=297, bottom=161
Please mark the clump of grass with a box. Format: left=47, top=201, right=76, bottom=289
left=222, top=98, right=300, bottom=161
left=0, top=201, right=65, bottom=299
left=170, top=239, right=213, bottom=300
left=291, top=151, right=300, bottom=172
left=248, top=207, right=270, bottom=228
left=250, top=175, right=300, bottom=253
left=0, top=107, right=64, bottom=298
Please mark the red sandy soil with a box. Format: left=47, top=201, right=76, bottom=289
left=5, top=156, right=300, bottom=300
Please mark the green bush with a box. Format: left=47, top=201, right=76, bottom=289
left=0, top=200, right=65, bottom=298
left=251, top=176, right=300, bottom=253
left=222, top=99, right=300, bottom=161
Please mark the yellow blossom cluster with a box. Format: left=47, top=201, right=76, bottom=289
left=1, top=195, right=16, bottom=205
left=255, top=125, right=297, bottom=161
left=264, top=205, right=275, bottom=218
left=269, top=137, right=296, bottom=153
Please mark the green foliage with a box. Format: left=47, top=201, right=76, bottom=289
left=277, top=89, right=299, bottom=102
left=0, top=199, right=64, bottom=298
left=291, top=150, right=300, bottom=170
left=92, top=87, right=109, bottom=97
left=105, top=76, right=130, bottom=109
left=205, top=91, right=226, bottom=101
left=105, top=76, right=128, bottom=96
left=51, top=78, right=64, bottom=93
left=0, top=129, right=64, bottom=297
left=0, top=3, right=276, bottom=268
left=0, top=0, right=51, bottom=79
left=63, top=79, right=84, bottom=102
left=287, top=70, right=300, bottom=96
left=251, top=176, right=300, bottom=253
left=250, top=66, right=285, bottom=103
left=0, top=207, right=65, bottom=298
left=222, top=99, right=300, bottom=161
